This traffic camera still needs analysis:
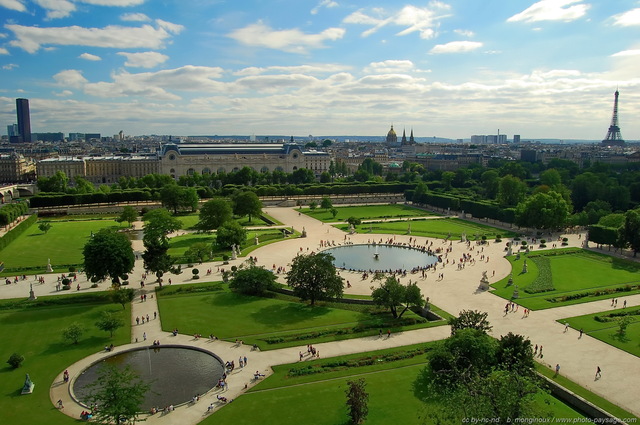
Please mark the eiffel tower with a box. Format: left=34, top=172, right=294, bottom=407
left=601, top=89, right=625, bottom=146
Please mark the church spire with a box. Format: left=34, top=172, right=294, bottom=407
left=401, top=128, right=407, bottom=144
left=409, top=128, right=415, bottom=144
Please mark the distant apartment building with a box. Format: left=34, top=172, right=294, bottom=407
left=37, top=155, right=159, bottom=184
left=0, top=152, right=36, bottom=183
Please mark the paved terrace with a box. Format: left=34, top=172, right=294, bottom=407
left=0, top=207, right=637, bottom=423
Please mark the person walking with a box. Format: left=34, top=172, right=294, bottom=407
left=595, top=366, right=602, bottom=379
left=554, top=364, right=560, bottom=377
left=564, top=322, right=569, bottom=333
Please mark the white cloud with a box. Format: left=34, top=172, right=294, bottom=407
left=53, top=69, right=88, bottom=87
left=118, top=51, right=168, bottom=68
left=155, top=19, right=184, bottom=34
left=0, top=47, right=8, bottom=54
left=81, top=0, right=145, bottom=5
left=120, top=12, right=150, bottom=22
left=430, top=40, right=483, bottom=54
left=612, top=8, right=640, bottom=27
left=454, top=29, right=474, bottom=37
left=0, top=0, right=26, bottom=12
left=234, top=64, right=350, bottom=76
left=364, top=60, right=415, bottom=74
left=2, top=63, right=18, bottom=69
left=343, top=3, right=450, bottom=39
left=79, top=52, right=102, bottom=61
left=507, top=0, right=590, bottom=23
left=227, top=21, right=345, bottom=53
left=612, top=49, right=640, bottom=57
left=54, top=89, right=73, bottom=96
left=34, top=0, right=76, bottom=20
left=7, top=21, right=184, bottom=53
left=311, top=0, right=337, bottom=15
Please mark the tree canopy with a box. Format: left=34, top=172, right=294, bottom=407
left=197, top=198, right=233, bottom=230
left=371, top=276, right=424, bottom=318
left=83, top=229, right=134, bottom=284
left=117, top=206, right=138, bottom=227
left=160, top=184, right=199, bottom=214
left=86, top=364, right=150, bottom=425
left=515, top=191, right=571, bottom=230
left=232, top=191, right=263, bottom=222
left=286, top=252, right=344, bottom=305
left=216, top=220, right=247, bottom=249
left=230, top=265, right=278, bottom=295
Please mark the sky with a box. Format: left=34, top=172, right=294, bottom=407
left=0, top=0, right=639, bottom=140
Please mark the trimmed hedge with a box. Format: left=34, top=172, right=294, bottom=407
left=0, top=201, right=28, bottom=226
left=0, top=214, right=37, bottom=252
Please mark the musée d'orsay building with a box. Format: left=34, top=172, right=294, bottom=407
left=36, top=142, right=331, bottom=184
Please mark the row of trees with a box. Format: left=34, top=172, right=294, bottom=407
left=0, top=201, right=28, bottom=226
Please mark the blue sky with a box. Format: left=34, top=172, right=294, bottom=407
left=1, top=0, right=639, bottom=140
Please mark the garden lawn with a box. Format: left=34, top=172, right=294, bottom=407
left=0, top=218, right=121, bottom=275
left=303, top=204, right=434, bottom=222
left=340, top=217, right=516, bottom=240
left=176, top=212, right=279, bottom=230
left=491, top=249, right=640, bottom=310
left=167, top=229, right=289, bottom=263
left=156, top=283, right=447, bottom=350
left=0, top=294, right=131, bottom=425
left=559, top=307, right=640, bottom=357
left=205, top=352, right=584, bottom=425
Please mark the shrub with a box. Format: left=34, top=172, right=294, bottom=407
left=7, top=353, right=24, bottom=368
left=62, top=278, right=71, bottom=285
left=69, top=266, right=76, bottom=273
left=524, top=256, right=554, bottom=294
left=62, top=285, right=71, bottom=290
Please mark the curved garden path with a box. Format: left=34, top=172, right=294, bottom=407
left=0, top=207, right=636, bottom=423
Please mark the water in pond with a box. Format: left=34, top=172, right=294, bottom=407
left=324, top=244, right=438, bottom=272
left=73, top=346, right=224, bottom=410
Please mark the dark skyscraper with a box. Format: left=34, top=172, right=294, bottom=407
left=16, top=98, right=32, bottom=143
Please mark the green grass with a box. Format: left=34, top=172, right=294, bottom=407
left=559, top=307, right=640, bottom=357
left=0, top=218, right=122, bottom=275
left=167, top=229, right=290, bottom=263
left=491, top=249, right=640, bottom=310
left=341, top=217, right=516, bottom=240
left=302, top=204, right=434, bottom=222
left=175, top=212, right=280, bottom=230
left=0, top=294, right=131, bottom=425
left=156, top=282, right=448, bottom=350
left=205, top=347, right=585, bottom=425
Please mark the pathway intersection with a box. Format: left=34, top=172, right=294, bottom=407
left=0, top=206, right=637, bottom=423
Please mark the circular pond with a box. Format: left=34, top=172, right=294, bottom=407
left=73, top=345, right=224, bottom=410
left=325, top=244, right=439, bottom=272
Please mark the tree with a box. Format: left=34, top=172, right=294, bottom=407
left=448, top=309, right=492, bottom=335
left=73, top=176, right=95, bottom=194
left=309, top=201, right=318, bottom=210
left=515, top=191, right=571, bottom=230
left=230, top=265, right=278, bottom=295
left=86, top=364, right=150, bottom=425
left=346, top=216, right=361, bottom=228
left=62, top=323, right=85, bottom=345
left=320, top=196, right=332, bottom=210
left=143, top=208, right=181, bottom=243
left=621, top=209, right=640, bottom=257
left=371, top=276, right=424, bottom=318
left=83, top=230, right=135, bottom=285
left=480, top=170, right=500, bottom=199
left=286, top=252, right=344, bottom=305
left=497, top=175, right=528, bottom=207
left=95, top=311, right=124, bottom=338
left=160, top=184, right=199, bottom=214
left=496, top=332, right=535, bottom=374
left=37, top=170, right=68, bottom=193
left=441, top=171, right=455, bottom=190
left=197, top=198, right=233, bottom=230
left=117, top=206, right=138, bottom=227
left=232, top=191, right=263, bottom=222
left=111, top=288, right=135, bottom=309
left=184, top=242, right=212, bottom=263
left=345, top=378, right=369, bottom=424
left=216, top=220, right=247, bottom=249
left=38, top=222, right=52, bottom=234
left=142, top=238, right=173, bottom=282
left=539, top=169, right=562, bottom=187
left=617, top=315, right=635, bottom=336
left=330, top=207, right=339, bottom=219
left=7, top=353, right=24, bottom=368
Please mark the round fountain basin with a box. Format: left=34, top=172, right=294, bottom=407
left=324, top=244, right=438, bottom=272
left=72, top=345, right=224, bottom=410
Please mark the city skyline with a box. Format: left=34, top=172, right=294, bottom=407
left=0, top=0, right=639, bottom=140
